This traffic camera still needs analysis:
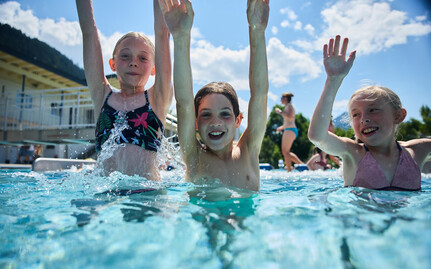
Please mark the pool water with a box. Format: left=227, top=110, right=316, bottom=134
left=1, top=168, right=430, bottom=268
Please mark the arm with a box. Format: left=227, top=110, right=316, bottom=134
left=158, top=0, right=198, bottom=166
left=151, top=0, right=173, bottom=120
left=242, top=0, right=270, bottom=156
left=402, top=138, right=431, bottom=169
left=275, top=105, right=293, bottom=118
left=308, top=35, right=356, bottom=156
left=328, top=154, right=341, bottom=166
left=75, top=0, right=109, bottom=115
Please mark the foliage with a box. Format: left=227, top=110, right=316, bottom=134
left=397, top=119, right=422, bottom=141
left=397, top=105, right=431, bottom=140
left=291, top=113, right=313, bottom=162
left=420, top=105, right=431, bottom=135
left=260, top=104, right=430, bottom=168
left=260, top=136, right=283, bottom=168
left=259, top=106, right=313, bottom=167
left=333, top=127, right=355, bottom=140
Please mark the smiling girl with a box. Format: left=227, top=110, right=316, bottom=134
left=308, top=35, right=431, bottom=190
left=76, top=0, right=172, bottom=180
left=159, top=0, right=269, bottom=191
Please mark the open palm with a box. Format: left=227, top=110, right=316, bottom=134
left=158, top=0, right=193, bottom=38
left=247, top=0, right=269, bottom=31
left=323, top=35, right=356, bottom=77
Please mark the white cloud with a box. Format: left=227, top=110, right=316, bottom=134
left=333, top=99, right=349, bottom=116
left=304, top=24, right=315, bottom=36
left=280, top=20, right=290, bottom=28
left=0, top=1, right=40, bottom=37
left=416, top=15, right=427, bottom=22
left=271, top=26, right=278, bottom=35
left=280, top=8, right=298, bottom=21
left=267, top=37, right=321, bottom=86
left=0, top=1, right=88, bottom=69
left=0, top=2, right=81, bottom=47
left=268, top=91, right=279, bottom=102
left=238, top=97, right=249, bottom=128
left=39, top=18, right=82, bottom=46
left=190, top=39, right=249, bottom=91
left=293, top=21, right=302, bottom=31
left=312, top=0, right=431, bottom=55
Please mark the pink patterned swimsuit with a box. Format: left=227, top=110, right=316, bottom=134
left=352, top=143, right=421, bottom=191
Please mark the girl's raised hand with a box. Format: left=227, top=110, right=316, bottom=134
left=323, top=35, right=356, bottom=77
left=247, top=0, right=269, bottom=31
left=158, top=0, right=194, bottom=38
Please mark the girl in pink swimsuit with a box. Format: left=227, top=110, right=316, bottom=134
left=308, top=35, right=431, bottom=190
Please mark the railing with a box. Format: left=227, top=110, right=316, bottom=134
left=0, top=87, right=177, bottom=135
left=1, top=87, right=94, bottom=131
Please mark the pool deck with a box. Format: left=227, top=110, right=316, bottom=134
left=0, top=164, right=32, bottom=170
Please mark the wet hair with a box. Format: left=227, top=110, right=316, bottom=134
left=112, top=32, right=155, bottom=61
left=194, top=82, right=240, bottom=117
left=348, top=86, right=403, bottom=120
left=281, top=92, right=294, bottom=103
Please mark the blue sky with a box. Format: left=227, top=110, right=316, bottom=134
left=1, top=0, right=430, bottom=126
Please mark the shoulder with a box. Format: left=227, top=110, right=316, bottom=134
left=339, top=139, right=366, bottom=165
left=399, top=138, right=431, bottom=148
left=399, top=139, right=431, bottom=165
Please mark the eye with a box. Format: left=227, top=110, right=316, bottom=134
left=370, top=108, right=379, bottom=113
left=140, top=56, right=148, bottom=61
left=120, top=54, right=130, bottom=60
left=200, top=112, right=211, bottom=118
left=352, top=113, right=359, bottom=118
left=221, top=112, right=232, bottom=118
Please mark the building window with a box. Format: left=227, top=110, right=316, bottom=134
left=16, top=93, right=32, bottom=109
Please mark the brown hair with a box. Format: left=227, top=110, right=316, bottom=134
left=112, top=32, right=155, bottom=61
left=282, top=92, right=294, bottom=103
left=194, top=82, right=240, bottom=117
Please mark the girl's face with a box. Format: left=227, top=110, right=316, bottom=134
left=196, top=94, right=241, bottom=153
left=349, top=95, right=404, bottom=147
left=109, top=37, right=155, bottom=90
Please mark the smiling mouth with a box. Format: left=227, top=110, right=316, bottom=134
left=362, top=127, right=378, bottom=135
left=208, top=131, right=225, bottom=140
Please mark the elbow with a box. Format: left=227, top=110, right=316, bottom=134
left=308, top=127, right=323, bottom=145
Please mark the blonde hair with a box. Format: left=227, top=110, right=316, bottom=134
left=112, top=32, right=155, bottom=61
left=348, top=85, right=402, bottom=118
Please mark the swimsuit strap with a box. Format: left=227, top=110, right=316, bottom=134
left=395, top=141, right=402, bottom=151
left=144, top=90, right=150, bottom=106
left=103, top=91, right=113, bottom=105
left=363, top=141, right=401, bottom=152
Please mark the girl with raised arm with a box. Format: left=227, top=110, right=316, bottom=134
left=76, top=0, right=172, bottom=180
left=308, top=35, right=431, bottom=190
left=159, top=0, right=269, bottom=191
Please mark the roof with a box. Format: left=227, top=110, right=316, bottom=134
left=0, top=23, right=87, bottom=89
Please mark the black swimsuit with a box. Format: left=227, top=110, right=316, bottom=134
left=95, top=91, right=164, bottom=153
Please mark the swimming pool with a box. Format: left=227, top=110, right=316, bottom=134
left=1, top=168, right=430, bottom=268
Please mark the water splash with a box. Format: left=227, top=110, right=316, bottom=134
left=157, top=134, right=185, bottom=180
left=94, top=111, right=129, bottom=174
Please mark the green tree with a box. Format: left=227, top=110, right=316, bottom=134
left=397, top=119, right=422, bottom=141
left=260, top=136, right=283, bottom=168
left=259, top=107, right=313, bottom=167
left=291, top=113, right=313, bottom=162
left=420, top=105, right=431, bottom=136
left=334, top=127, right=355, bottom=140
left=260, top=106, right=283, bottom=167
